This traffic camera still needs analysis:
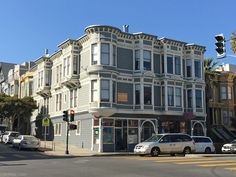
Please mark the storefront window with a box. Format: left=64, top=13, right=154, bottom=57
left=128, top=120, right=138, bottom=127
left=102, top=119, right=114, bottom=126
left=128, top=128, right=138, bottom=144
left=94, top=128, right=99, bottom=144
left=115, top=120, right=122, bottom=127
left=103, top=127, right=114, bottom=144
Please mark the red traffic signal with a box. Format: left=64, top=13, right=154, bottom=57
left=70, top=110, right=75, bottom=122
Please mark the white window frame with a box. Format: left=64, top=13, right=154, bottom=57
left=76, top=120, right=81, bottom=135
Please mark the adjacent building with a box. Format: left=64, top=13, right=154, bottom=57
left=207, top=63, right=236, bottom=143
left=0, top=62, right=16, bottom=94
left=29, top=25, right=206, bottom=152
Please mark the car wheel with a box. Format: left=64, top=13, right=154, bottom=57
left=183, top=147, right=191, bottom=155
left=170, top=153, right=175, bottom=156
left=139, top=154, right=145, bottom=157
left=205, top=147, right=211, bottom=154
left=151, top=147, right=160, bottom=157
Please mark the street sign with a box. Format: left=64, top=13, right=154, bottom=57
left=42, top=117, right=50, bottom=127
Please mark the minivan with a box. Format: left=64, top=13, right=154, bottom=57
left=191, top=136, right=215, bottom=153
left=134, top=133, right=195, bottom=156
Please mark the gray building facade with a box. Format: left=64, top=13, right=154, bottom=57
left=30, top=25, right=206, bottom=152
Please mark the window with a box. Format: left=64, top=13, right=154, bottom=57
left=221, top=86, right=227, bottom=100
left=186, top=60, right=192, bottom=77
left=167, top=55, right=173, bottom=74
left=54, top=123, right=62, bottom=136
left=168, top=87, right=174, bottom=106
left=74, top=89, right=77, bottom=107
left=73, top=55, right=78, bottom=74
left=187, top=90, right=192, bottom=108
left=67, top=56, right=70, bottom=75
left=117, top=92, right=128, bottom=102
left=91, top=80, right=98, bottom=102
left=194, top=60, right=201, bottom=78
left=56, top=93, right=62, bottom=111
left=56, top=66, right=59, bottom=83
left=76, top=120, right=81, bottom=135
left=112, top=81, right=116, bottom=103
left=196, top=90, right=202, bottom=108
left=228, top=86, right=232, bottom=99
left=113, top=45, right=116, bottom=66
left=135, top=84, right=140, bottom=105
left=144, top=85, right=152, bottom=105
left=101, top=43, right=110, bottom=65
left=135, top=50, right=140, bottom=70
left=101, top=80, right=110, bottom=102
left=175, top=56, right=181, bottom=75
left=143, top=50, right=151, bottom=70
left=63, top=58, right=66, bottom=77
left=162, top=86, right=165, bottom=106
left=70, top=90, right=73, bottom=108
left=91, top=44, right=98, bottom=65
left=175, top=87, right=182, bottom=107
left=103, top=127, right=114, bottom=144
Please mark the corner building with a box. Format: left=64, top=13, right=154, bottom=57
left=31, top=25, right=206, bottom=152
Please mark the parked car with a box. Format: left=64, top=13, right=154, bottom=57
left=12, top=135, right=40, bottom=150
left=191, top=136, right=215, bottom=153
left=222, top=140, right=236, bottom=153
left=134, top=133, right=195, bottom=157
left=2, top=131, right=20, bottom=144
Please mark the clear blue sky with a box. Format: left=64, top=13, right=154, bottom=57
left=0, top=0, right=236, bottom=65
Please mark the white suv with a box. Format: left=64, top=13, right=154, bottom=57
left=2, top=131, right=19, bottom=144
left=134, top=133, right=195, bottom=157
left=191, top=136, right=215, bottom=153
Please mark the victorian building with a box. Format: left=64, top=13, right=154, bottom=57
left=30, top=25, right=206, bottom=152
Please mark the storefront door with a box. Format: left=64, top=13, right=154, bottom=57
left=115, top=128, right=126, bottom=151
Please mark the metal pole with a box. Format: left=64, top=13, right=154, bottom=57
left=44, top=126, right=46, bottom=148
left=65, top=122, right=69, bottom=154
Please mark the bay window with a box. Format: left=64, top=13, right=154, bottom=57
left=175, top=87, right=182, bottom=107
left=101, top=80, right=110, bottom=102
left=135, top=50, right=140, bottom=70
left=175, top=56, right=181, bottom=75
left=101, top=43, right=110, bottom=65
left=168, top=86, right=174, bottom=106
left=167, top=55, right=173, bottom=74
left=144, top=85, right=152, bottom=105
left=91, top=44, right=98, bottom=65
left=91, top=80, right=98, bottom=102
left=195, top=90, right=202, bottom=108
left=143, top=50, right=151, bottom=71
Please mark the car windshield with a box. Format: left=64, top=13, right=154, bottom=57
left=24, top=136, right=37, bottom=141
left=144, top=135, right=163, bottom=142
left=10, top=133, right=19, bottom=137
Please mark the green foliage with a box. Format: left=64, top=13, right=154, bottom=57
left=0, top=93, right=37, bottom=131
left=230, top=31, right=236, bottom=54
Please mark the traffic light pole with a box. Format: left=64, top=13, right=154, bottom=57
left=65, top=121, right=69, bottom=154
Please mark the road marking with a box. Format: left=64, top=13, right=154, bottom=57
left=155, top=158, right=213, bottom=163
left=199, top=163, right=236, bottom=167
left=225, top=167, right=236, bottom=171
left=13, top=154, right=25, bottom=158
left=176, top=160, right=236, bottom=165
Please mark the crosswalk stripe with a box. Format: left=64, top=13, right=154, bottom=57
left=155, top=158, right=213, bottom=163
left=199, top=163, right=236, bottom=167
left=225, top=168, right=236, bottom=171
left=176, top=160, right=236, bottom=165
left=13, top=154, right=25, bottom=158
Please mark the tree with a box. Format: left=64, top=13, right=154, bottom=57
left=0, top=94, right=37, bottom=134
left=230, top=31, right=236, bottom=54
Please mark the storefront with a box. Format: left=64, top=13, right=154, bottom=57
left=92, top=117, right=158, bottom=152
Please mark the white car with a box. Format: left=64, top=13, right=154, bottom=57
left=12, top=135, right=40, bottom=150
left=134, top=133, right=195, bottom=157
left=2, top=131, right=19, bottom=144
left=222, top=140, right=236, bottom=153
left=191, top=136, right=215, bottom=153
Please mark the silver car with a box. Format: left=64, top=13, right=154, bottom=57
left=13, top=135, right=40, bottom=150
left=134, top=133, right=195, bottom=156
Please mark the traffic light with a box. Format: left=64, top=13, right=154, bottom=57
left=70, top=110, right=75, bottom=122
left=215, top=33, right=226, bottom=58
left=63, top=110, right=68, bottom=122
left=69, top=123, right=77, bottom=130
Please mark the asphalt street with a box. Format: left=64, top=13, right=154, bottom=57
left=1, top=143, right=236, bottom=177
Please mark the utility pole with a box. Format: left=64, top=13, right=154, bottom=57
left=66, top=121, right=69, bottom=154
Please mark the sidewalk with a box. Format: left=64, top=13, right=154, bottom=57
left=39, top=141, right=133, bottom=157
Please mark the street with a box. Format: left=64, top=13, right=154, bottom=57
left=1, top=143, right=236, bottom=177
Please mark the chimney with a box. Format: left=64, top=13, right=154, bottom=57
left=122, top=25, right=129, bottom=33
left=45, top=48, right=49, bottom=57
